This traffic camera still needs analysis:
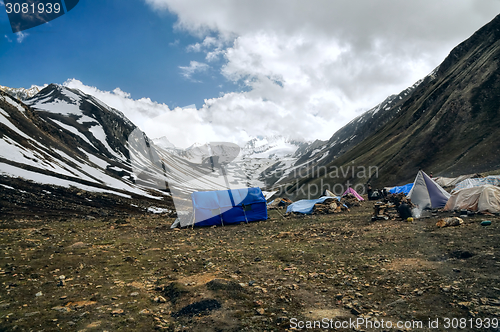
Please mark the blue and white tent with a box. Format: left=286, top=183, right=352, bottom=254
left=189, top=187, right=268, bottom=227
left=407, top=171, right=450, bottom=209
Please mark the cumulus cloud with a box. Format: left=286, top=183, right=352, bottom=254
left=179, top=61, right=209, bottom=81
left=141, top=0, right=500, bottom=144
left=64, top=79, right=225, bottom=148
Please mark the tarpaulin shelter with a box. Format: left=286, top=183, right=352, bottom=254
left=444, top=185, right=500, bottom=213
left=188, top=187, right=267, bottom=227
left=434, top=174, right=480, bottom=188
left=452, top=176, right=500, bottom=193
left=407, top=170, right=450, bottom=209
left=286, top=196, right=340, bottom=215
left=343, top=187, right=364, bottom=201
left=389, top=183, right=413, bottom=195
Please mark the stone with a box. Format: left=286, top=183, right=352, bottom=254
left=52, top=306, right=71, bottom=313
left=111, top=309, right=124, bottom=315
left=154, top=296, right=167, bottom=303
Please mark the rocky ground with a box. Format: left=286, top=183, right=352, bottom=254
left=0, top=200, right=499, bottom=331
left=0, top=176, right=174, bottom=218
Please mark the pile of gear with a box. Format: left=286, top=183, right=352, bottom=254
left=341, top=193, right=362, bottom=208
left=267, top=197, right=293, bottom=210
left=372, top=193, right=414, bottom=221
left=312, top=197, right=349, bottom=214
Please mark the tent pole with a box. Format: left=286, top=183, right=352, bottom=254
left=273, top=206, right=287, bottom=220
left=242, top=204, right=249, bottom=224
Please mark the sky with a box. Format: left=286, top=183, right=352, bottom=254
left=1, top=1, right=500, bottom=148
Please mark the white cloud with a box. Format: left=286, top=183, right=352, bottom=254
left=64, top=79, right=222, bottom=148
left=0, top=1, right=4, bottom=5
left=5, top=35, right=12, bottom=43
left=16, top=31, right=28, bottom=43
left=178, top=60, right=209, bottom=81
left=142, top=0, right=500, bottom=144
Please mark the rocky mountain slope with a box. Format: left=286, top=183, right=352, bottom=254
left=274, top=13, right=500, bottom=198
left=0, top=85, right=172, bottom=216
left=0, top=85, right=305, bottom=216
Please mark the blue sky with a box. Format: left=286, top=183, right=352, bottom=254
left=0, top=0, right=237, bottom=108
left=1, top=1, right=500, bottom=147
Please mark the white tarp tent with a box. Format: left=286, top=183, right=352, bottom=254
left=444, top=185, right=500, bottom=213
left=407, top=170, right=450, bottom=209
left=434, top=174, right=479, bottom=188
left=452, top=176, right=500, bottom=193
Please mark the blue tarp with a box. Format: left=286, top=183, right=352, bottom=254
left=389, top=183, right=414, bottom=195
left=286, top=196, right=340, bottom=215
left=191, top=187, right=268, bottom=227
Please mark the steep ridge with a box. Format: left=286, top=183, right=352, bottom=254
left=0, top=85, right=172, bottom=216
left=275, top=14, right=500, bottom=198
left=261, top=76, right=426, bottom=189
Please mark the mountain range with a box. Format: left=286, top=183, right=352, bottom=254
left=1, top=14, right=500, bottom=210
left=268, top=13, right=500, bottom=198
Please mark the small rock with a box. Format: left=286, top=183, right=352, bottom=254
left=154, top=296, right=167, bottom=303
left=351, top=308, right=362, bottom=315
left=256, top=308, right=265, bottom=315
left=139, top=309, right=150, bottom=315
left=52, top=306, right=71, bottom=313
left=130, top=292, right=139, bottom=297
left=68, top=242, right=87, bottom=249
left=111, top=309, right=124, bottom=316
left=35, top=291, right=43, bottom=297
left=86, top=321, right=101, bottom=328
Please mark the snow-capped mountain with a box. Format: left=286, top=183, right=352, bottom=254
left=0, top=84, right=171, bottom=213
left=153, top=136, right=176, bottom=150
left=149, top=135, right=309, bottom=189
left=0, top=84, right=46, bottom=101
left=0, top=84, right=304, bottom=217
left=241, top=135, right=307, bottom=159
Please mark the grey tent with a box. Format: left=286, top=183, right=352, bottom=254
left=407, top=170, right=450, bottom=209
